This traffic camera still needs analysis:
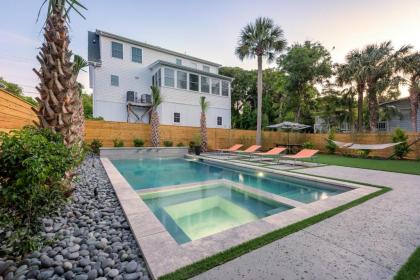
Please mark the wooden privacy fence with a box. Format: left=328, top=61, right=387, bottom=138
left=1, top=88, right=419, bottom=159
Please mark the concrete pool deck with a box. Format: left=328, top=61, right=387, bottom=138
left=193, top=166, right=420, bottom=280
left=100, top=156, right=380, bottom=279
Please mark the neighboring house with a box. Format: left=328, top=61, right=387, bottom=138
left=379, top=97, right=420, bottom=132
left=313, top=116, right=351, bottom=133
left=88, top=30, right=233, bottom=128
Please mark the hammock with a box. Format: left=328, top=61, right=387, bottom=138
left=330, top=140, right=402, bottom=150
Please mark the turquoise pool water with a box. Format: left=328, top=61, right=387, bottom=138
left=112, top=158, right=347, bottom=203
left=140, top=184, right=291, bottom=244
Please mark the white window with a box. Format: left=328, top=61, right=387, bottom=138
left=111, top=75, right=119, bottom=86
left=111, top=42, right=123, bottom=59
left=203, top=65, right=210, bottom=72
left=132, top=47, right=142, bottom=63
left=189, top=73, right=199, bottom=91
left=222, top=81, right=229, bottom=96
left=152, top=69, right=161, bottom=87
left=200, top=76, right=209, bottom=93
left=176, top=58, right=182, bottom=65
left=211, top=79, right=220, bottom=95
left=164, top=68, right=175, bottom=87
left=217, top=116, right=222, bottom=126
left=174, top=112, right=180, bottom=123
left=177, top=71, right=187, bottom=89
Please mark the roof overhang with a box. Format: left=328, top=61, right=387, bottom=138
left=149, top=60, right=234, bottom=82
left=95, top=30, right=222, bottom=67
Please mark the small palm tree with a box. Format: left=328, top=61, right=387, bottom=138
left=150, top=86, right=162, bottom=147
left=199, top=96, right=209, bottom=152
left=396, top=50, right=420, bottom=132
left=236, top=17, right=286, bottom=145
left=34, top=0, right=87, bottom=147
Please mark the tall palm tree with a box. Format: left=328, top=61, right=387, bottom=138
left=33, top=0, right=87, bottom=147
left=396, top=51, right=420, bottom=132
left=236, top=17, right=286, bottom=145
left=336, top=50, right=367, bottom=132
left=199, top=96, right=209, bottom=152
left=360, top=42, right=409, bottom=131
left=150, top=86, right=162, bottom=147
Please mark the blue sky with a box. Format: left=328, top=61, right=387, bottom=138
left=1, top=0, right=419, bottom=97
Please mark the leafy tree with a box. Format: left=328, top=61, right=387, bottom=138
left=34, top=0, right=87, bottom=147
left=82, top=93, right=93, bottom=118
left=396, top=50, right=420, bottom=132
left=236, top=17, right=287, bottom=144
left=278, top=41, right=333, bottom=123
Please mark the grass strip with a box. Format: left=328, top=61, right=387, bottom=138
left=159, top=185, right=391, bottom=280
left=394, top=247, right=420, bottom=280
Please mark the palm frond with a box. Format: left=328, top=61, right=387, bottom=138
left=200, top=96, right=209, bottom=112
left=151, top=86, right=163, bottom=108
left=72, top=54, right=88, bottom=75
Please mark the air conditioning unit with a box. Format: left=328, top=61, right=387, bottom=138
left=126, top=91, right=138, bottom=102
left=141, top=94, right=152, bottom=104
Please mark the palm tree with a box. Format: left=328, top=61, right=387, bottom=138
left=360, top=42, right=409, bottom=131
left=236, top=17, right=287, bottom=145
left=33, top=0, right=87, bottom=147
left=199, top=96, right=209, bottom=152
left=336, top=50, right=367, bottom=132
left=150, top=86, right=162, bottom=147
left=396, top=51, right=420, bottom=132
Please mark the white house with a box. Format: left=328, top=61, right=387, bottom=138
left=88, top=30, right=232, bottom=128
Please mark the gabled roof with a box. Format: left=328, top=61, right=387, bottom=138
left=95, top=30, right=222, bottom=67
left=148, top=60, right=233, bottom=81
left=379, top=97, right=409, bottom=106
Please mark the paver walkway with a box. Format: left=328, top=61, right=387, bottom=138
left=193, top=166, right=420, bottom=280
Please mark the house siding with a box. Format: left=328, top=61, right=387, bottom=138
left=90, top=33, right=230, bottom=128
left=382, top=99, right=420, bottom=132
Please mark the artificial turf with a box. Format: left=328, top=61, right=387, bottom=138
left=394, top=247, right=420, bottom=280
left=305, top=154, right=420, bottom=175
left=159, top=184, right=391, bottom=280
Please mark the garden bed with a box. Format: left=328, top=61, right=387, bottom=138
left=0, top=156, right=150, bottom=280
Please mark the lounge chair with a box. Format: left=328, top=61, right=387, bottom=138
left=232, top=145, right=262, bottom=159
left=281, top=149, right=319, bottom=165
left=215, top=144, right=243, bottom=155
left=253, top=147, right=287, bottom=163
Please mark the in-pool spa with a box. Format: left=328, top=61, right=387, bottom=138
left=112, top=158, right=347, bottom=203
left=140, top=183, right=292, bottom=243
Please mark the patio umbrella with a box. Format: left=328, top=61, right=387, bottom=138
left=266, top=121, right=311, bottom=151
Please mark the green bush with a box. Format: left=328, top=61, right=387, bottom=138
left=113, top=138, right=124, bottom=147
left=90, top=139, right=103, bottom=155
left=133, top=138, right=144, bottom=147
left=392, top=128, right=411, bottom=159
left=0, top=126, right=74, bottom=256
left=176, top=142, right=184, bottom=147
left=163, top=140, right=173, bottom=147
left=357, top=149, right=371, bottom=158
left=302, top=141, right=315, bottom=149
left=325, top=129, right=338, bottom=154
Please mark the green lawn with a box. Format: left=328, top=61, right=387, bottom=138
left=394, top=247, right=420, bottom=280
left=306, top=154, right=420, bottom=175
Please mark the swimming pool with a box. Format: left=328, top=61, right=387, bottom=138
left=141, top=183, right=291, bottom=244
left=112, top=158, right=347, bottom=203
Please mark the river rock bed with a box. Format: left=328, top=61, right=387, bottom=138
left=0, top=155, right=150, bottom=280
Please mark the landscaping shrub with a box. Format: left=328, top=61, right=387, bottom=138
left=392, top=128, right=411, bottom=159
left=176, top=142, right=184, bottom=147
left=0, top=126, right=75, bottom=256
left=163, top=140, right=173, bottom=147
left=90, top=139, right=103, bottom=155
left=302, top=141, right=315, bottom=149
left=357, top=149, right=371, bottom=158
left=113, top=138, right=124, bottom=147
left=133, top=138, right=144, bottom=147
left=325, top=129, right=337, bottom=154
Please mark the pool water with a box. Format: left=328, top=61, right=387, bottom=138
left=112, top=158, right=347, bottom=203
left=140, top=184, right=291, bottom=243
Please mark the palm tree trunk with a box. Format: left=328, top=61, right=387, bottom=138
left=409, top=80, right=419, bottom=132
left=256, top=55, right=263, bottom=145
left=200, top=112, right=208, bottom=152
left=150, top=109, right=160, bottom=147
left=368, top=88, right=378, bottom=132
left=357, top=83, right=365, bottom=132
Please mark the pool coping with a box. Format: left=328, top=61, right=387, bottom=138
left=100, top=156, right=379, bottom=279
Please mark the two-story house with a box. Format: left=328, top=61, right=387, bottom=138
left=88, top=30, right=232, bottom=128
